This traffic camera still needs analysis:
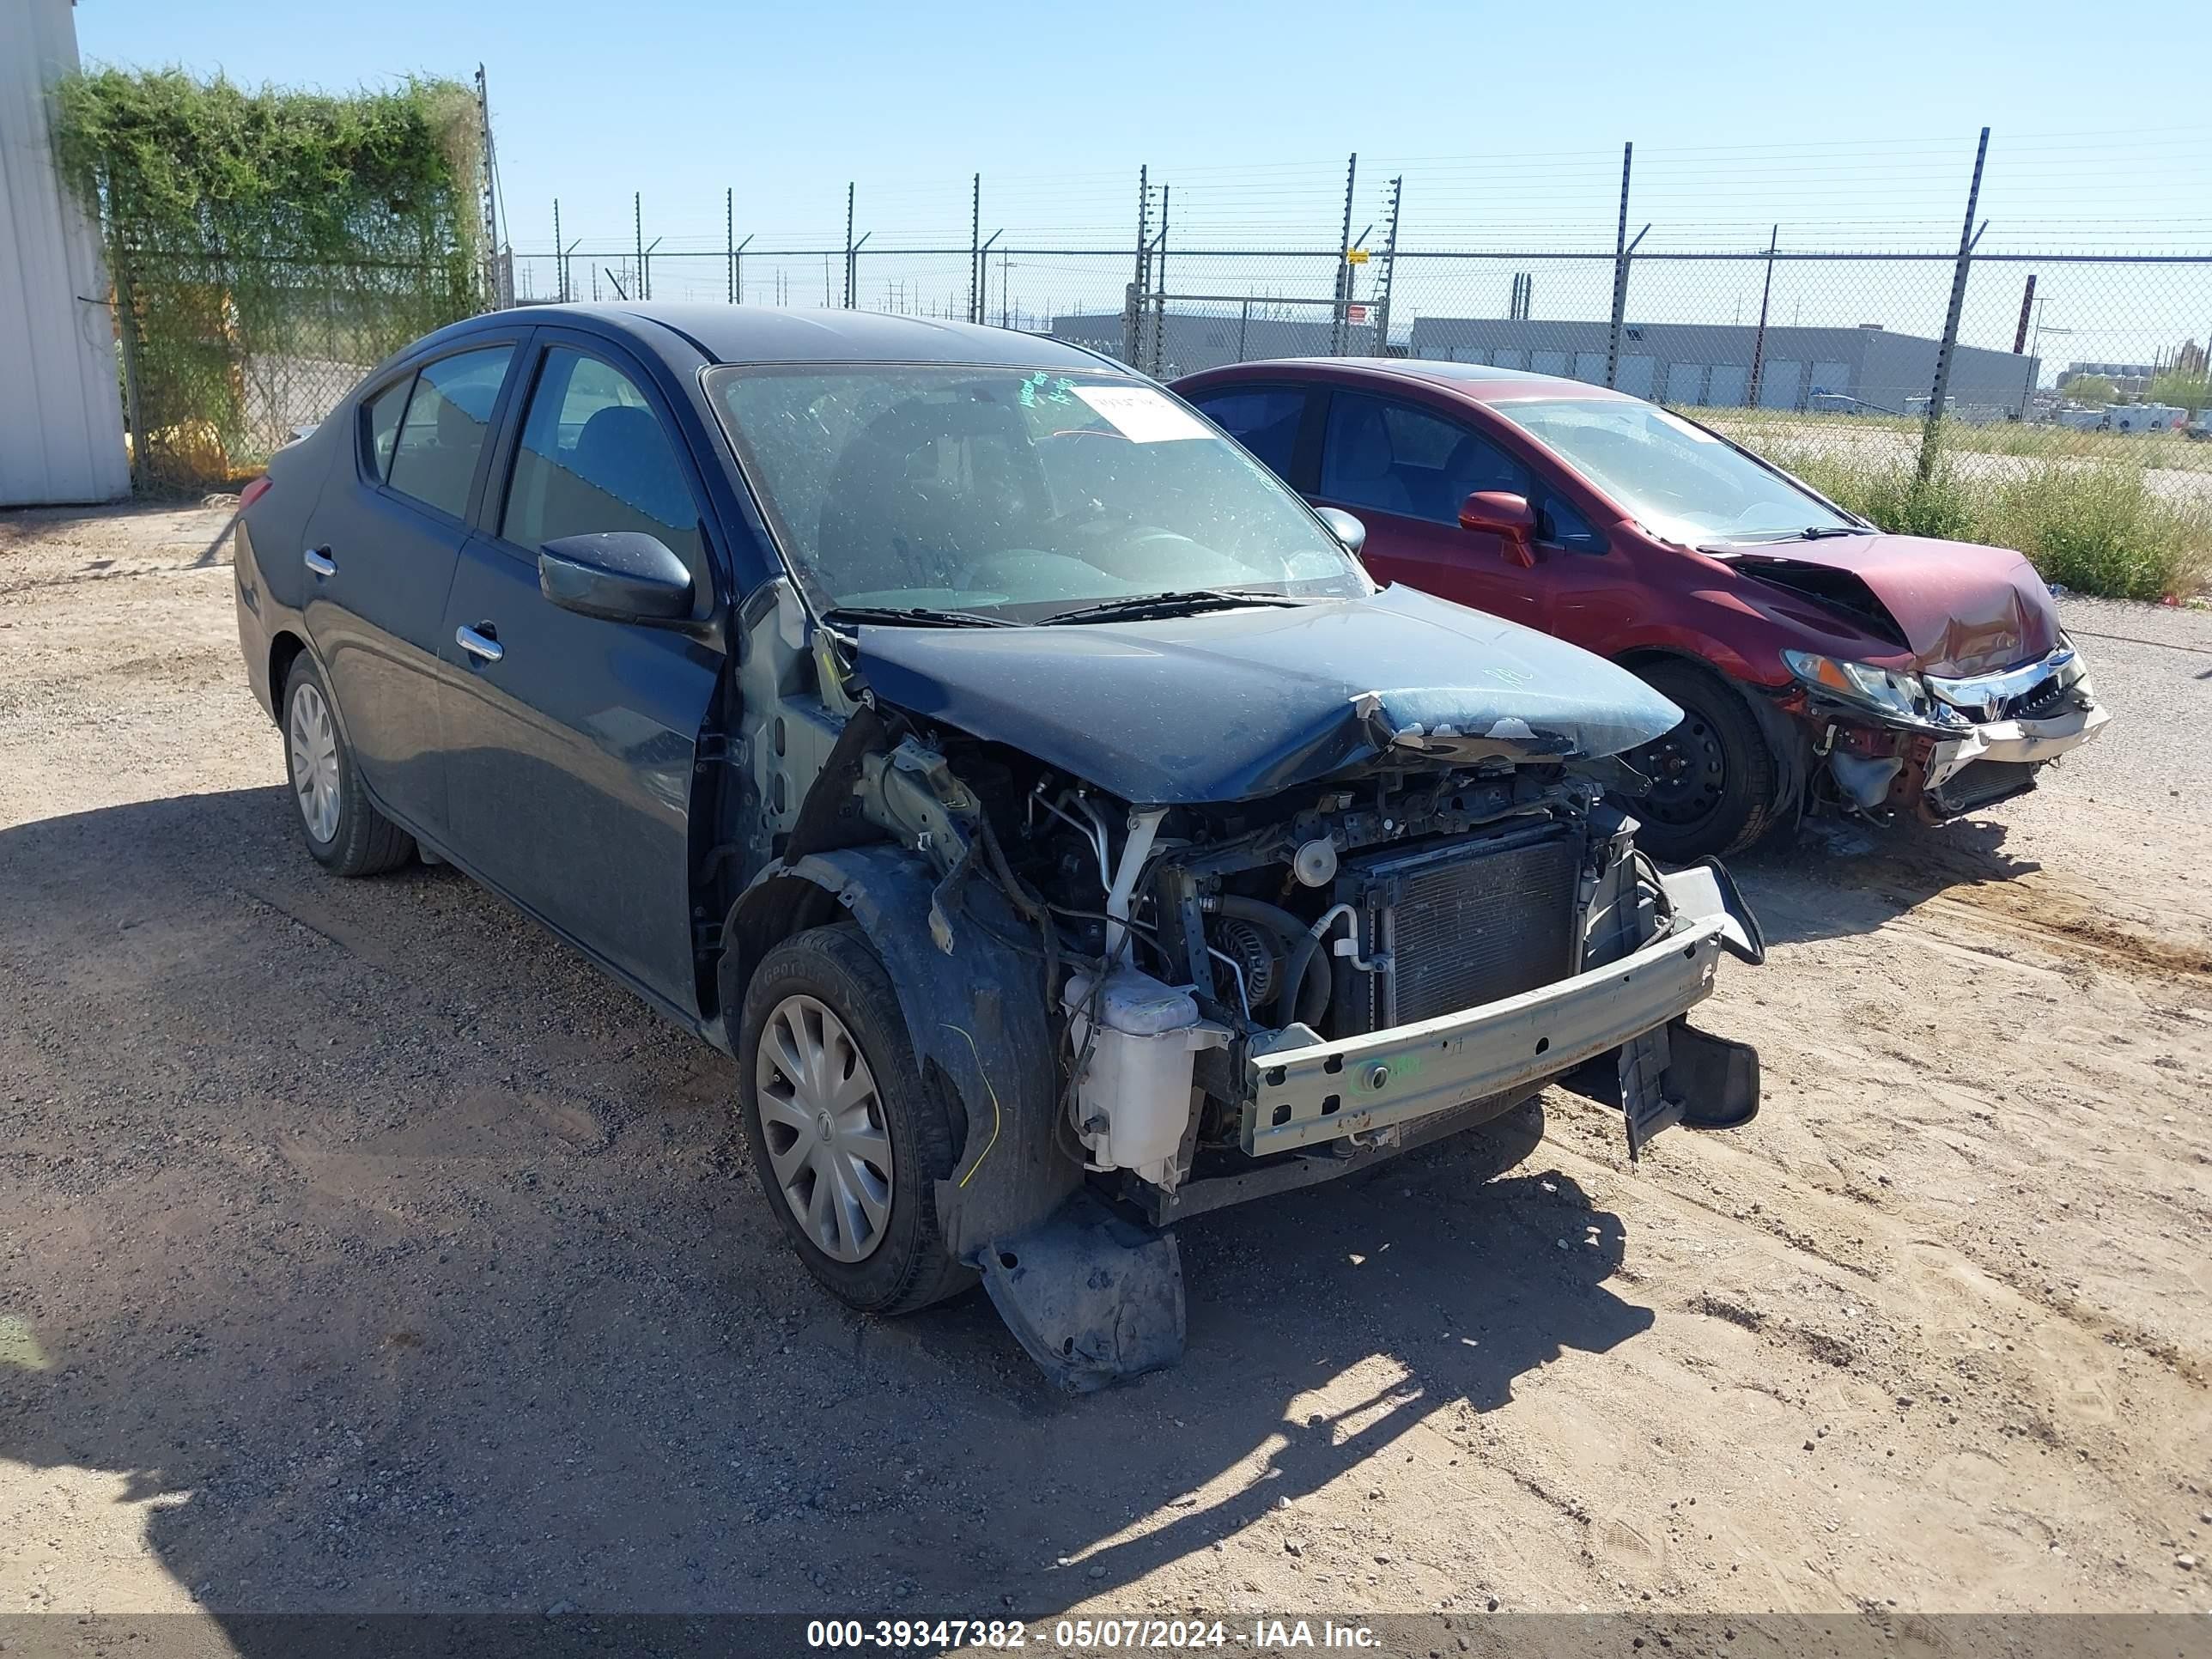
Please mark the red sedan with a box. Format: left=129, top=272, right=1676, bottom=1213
left=1172, top=358, right=2108, bottom=861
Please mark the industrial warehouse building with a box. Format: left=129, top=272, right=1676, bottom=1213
left=0, top=0, right=130, bottom=505
left=1407, top=317, right=2036, bottom=416
left=1050, top=310, right=1358, bottom=377
left=1048, top=307, right=2037, bottom=416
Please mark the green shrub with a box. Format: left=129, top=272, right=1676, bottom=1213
left=1758, top=443, right=2211, bottom=601
left=51, top=68, right=483, bottom=487
left=1988, top=463, right=2211, bottom=602
left=1770, top=451, right=1980, bottom=543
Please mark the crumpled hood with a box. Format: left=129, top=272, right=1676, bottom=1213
left=1724, top=534, right=2059, bottom=678
left=854, top=583, right=1681, bottom=805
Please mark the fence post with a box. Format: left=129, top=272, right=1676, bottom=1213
left=634, top=193, right=645, bottom=301
left=1330, top=153, right=1358, bottom=356
left=112, top=244, right=149, bottom=492
left=1124, top=165, right=1149, bottom=365
left=1149, top=185, right=1171, bottom=375
left=1604, top=143, right=1633, bottom=387
left=726, top=189, right=735, bottom=304
left=843, top=183, right=855, bottom=308
left=1370, top=175, right=1403, bottom=358
left=1747, top=224, right=1778, bottom=409
left=1919, top=126, right=1990, bottom=483
left=969, top=173, right=981, bottom=324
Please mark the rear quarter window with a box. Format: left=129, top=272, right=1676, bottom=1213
left=362, top=377, right=410, bottom=480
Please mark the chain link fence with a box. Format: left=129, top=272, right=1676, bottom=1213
left=148, top=134, right=2210, bottom=595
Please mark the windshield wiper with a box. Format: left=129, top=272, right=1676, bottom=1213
left=819, top=604, right=1018, bottom=629
left=1701, top=525, right=1875, bottom=552
left=1043, top=588, right=1310, bottom=625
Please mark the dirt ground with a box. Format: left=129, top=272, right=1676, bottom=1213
left=3, top=502, right=2210, bottom=1638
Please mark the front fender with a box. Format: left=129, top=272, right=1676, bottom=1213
left=726, top=846, right=1077, bottom=1261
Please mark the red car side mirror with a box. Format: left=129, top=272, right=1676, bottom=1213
left=1459, top=491, right=1538, bottom=568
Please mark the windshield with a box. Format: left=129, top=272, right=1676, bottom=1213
left=1484, top=397, right=1861, bottom=547
left=704, top=364, right=1368, bottom=621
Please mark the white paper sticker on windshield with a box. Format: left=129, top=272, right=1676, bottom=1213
left=1073, top=384, right=1212, bottom=442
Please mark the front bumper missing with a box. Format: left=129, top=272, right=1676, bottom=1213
left=1241, top=908, right=1734, bottom=1158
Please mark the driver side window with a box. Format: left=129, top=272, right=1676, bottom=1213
left=500, top=347, right=704, bottom=569
left=1320, top=392, right=1530, bottom=527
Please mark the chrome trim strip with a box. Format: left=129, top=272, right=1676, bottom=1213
left=1926, top=644, right=2076, bottom=715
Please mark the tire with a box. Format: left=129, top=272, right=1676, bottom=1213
left=736, top=923, right=975, bottom=1316
left=1618, top=660, right=1778, bottom=864
left=281, top=655, right=415, bottom=877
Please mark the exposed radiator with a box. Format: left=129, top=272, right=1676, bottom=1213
left=1335, top=823, right=1582, bottom=1033
left=1928, top=758, right=2038, bottom=817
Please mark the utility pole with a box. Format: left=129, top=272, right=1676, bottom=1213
left=1747, top=224, right=1778, bottom=409
left=726, top=188, right=735, bottom=304
left=969, top=173, right=981, bottom=325
left=843, top=183, right=855, bottom=308
left=552, top=198, right=563, bottom=301
left=1920, top=126, right=1991, bottom=482
left=634, top=193, right=644, bottom=304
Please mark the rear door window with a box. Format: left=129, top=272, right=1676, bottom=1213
left=499, top=347, right=704, bottom=568
left=385, top=346, right=514, bottom=520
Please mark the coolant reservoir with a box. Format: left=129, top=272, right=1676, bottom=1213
left=1061, top=969, right=1229, bottom=1193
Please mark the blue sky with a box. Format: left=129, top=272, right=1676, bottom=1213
left=70, top=0, right=2212, bottom=364
left=72, top=0, right=2212, bottom=249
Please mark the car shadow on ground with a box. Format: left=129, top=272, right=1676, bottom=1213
left=0, top=786, right=1650, bottom=1629
left=1725, top=813, right=2042, bottom=947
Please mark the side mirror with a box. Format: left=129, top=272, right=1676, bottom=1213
left=538, top=532, right=695, bottom=624
left=1315, top=506, right=1367, bottom=555
left=1459, top=491, right=1538, bottom=568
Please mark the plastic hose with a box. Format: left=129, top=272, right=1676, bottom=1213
left=1215, top=896, right=1330, bottom=1030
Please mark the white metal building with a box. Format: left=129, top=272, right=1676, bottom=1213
left=0, top=0, right=129, bottom=506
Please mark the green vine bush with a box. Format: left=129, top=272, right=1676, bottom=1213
left=52, top=69, right=484, bottom=487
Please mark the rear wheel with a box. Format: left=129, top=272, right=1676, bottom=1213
left=736, top=924, right=974, bottom=1315
left=1619, top=660, right=1777, bottom=863
left=282, top=656, right=414, bottom=876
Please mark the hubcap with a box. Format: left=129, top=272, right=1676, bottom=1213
left=1626, top=708, right=1728, bottom=830
left=288, top=682, right=342, bottom=843
left=755, top=994, right=894, bottom=1263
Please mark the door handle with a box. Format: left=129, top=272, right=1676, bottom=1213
left=303, top=547, right=336, bottom=576
left=455, top=623, right=504, bottom=664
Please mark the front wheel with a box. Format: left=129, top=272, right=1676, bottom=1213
left=1618, top=660, right=1778, bottom=863
left=736, top=924, right=974, bottom=1316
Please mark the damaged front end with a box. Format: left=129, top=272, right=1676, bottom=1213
left=724, top=582, right=1765, bottom=1392
left=1778, top=639, right=2109, bottom=823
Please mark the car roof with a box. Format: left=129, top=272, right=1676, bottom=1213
left=453, top=302, right=1127, bottom=372
left=1182, top=356, right=1634, bottom=404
